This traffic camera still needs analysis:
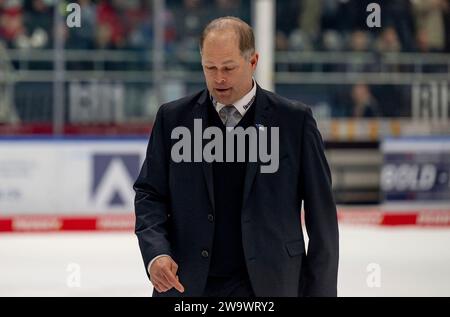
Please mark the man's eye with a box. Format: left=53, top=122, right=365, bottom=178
left=225, top=67, right=235, bottom=72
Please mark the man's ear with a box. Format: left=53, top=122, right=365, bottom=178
left=250, top=53, right=259, bottom=70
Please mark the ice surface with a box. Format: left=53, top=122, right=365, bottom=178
left=0, top=225, right=449, bottom=296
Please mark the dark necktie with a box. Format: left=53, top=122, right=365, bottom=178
left=219, top=105, right=242, bottom=127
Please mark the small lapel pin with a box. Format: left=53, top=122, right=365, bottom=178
left=255, top=123, right=265, bottom=131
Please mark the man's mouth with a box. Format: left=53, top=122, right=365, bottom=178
left=215, top=88, right=231, bottom=93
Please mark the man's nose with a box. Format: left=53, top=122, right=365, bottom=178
left=214, top=72, right=226, bottom=85
left=214, top=77, right=226, bottom=85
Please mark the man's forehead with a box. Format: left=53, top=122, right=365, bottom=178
left=201, top=30, right=242, bottom=65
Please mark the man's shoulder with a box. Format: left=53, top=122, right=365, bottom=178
left=159, top=89, right=207, bottom=114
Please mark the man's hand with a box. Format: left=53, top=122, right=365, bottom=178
left=149, top=255, right=185, bottom=293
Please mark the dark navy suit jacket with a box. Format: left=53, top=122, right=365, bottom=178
left=134, top=84, right=339, bottom=297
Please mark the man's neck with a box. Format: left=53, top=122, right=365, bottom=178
left=232, top=79, right=254, bottom=104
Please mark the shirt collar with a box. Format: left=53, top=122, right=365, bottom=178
left=211, top=78, right=256, bottom=117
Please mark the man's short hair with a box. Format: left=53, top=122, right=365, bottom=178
left=199, top=16, right=255, bottom=59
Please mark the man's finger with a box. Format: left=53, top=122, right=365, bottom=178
left=154, top=273, right=172, bottom=290
left=152, top=282, right=163, bottom=293
left=162, top=266, right=185, bottom=293
left=170, top=261, right=178, bottom=276
left=156, top=280, right=170, bottom=293
left=169, top=261, right=185, bottom=293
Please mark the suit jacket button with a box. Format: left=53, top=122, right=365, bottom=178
left=201, top=250, right=209, bottom=258
left=208, top=214, right=214, bottom=222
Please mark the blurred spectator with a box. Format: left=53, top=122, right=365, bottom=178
left=349, top=30, right=371, bottom=52
left=376, top=27, right=402, bottom=53
left=416, top=28, right=433, bottom=53
left=376, top=27, right=409, bottom=73
left=350, top=83, right=380, bottom=118
left=275, top=30, right=289, bottom=51
left=0, top=4, right=26, bottom=48
left=288, top=29, right=313, bottom=51
left=299, top=0, right=322, bottom=45
left=445, top=0, right=450, bottom=52
left=415, top=28, right=448, bottom=72
left=96, top=0, right=126, bottom=49
left=320, top=30, right=344, bottom=51
left=275, top=0, right=301, bottom=43
left=380, top=0, right=416, bottom=52
left=171, top=0, right=209, bottom=70
left=320, top=0, right=372, bottom=33
left=124, top=0, right=151, bottom=50
left=276, top=0, right=318, bottom=51
left=24, top=0, right=54, bottom=49
left=411, top=0, right=447, bottom=52
left=172, top=0, right=209, bottom=51
left=338, top=30, right=375, bottom=73
left=66, top=0, right=97, bottom=49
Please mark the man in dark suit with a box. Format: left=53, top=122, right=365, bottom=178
left=134, top=17, right=339, bottom=297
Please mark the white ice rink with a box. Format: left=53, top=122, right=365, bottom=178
left=1, top=225, right=450, bottom=297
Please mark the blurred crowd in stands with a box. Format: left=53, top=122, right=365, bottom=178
left=277, top=0, right=450, bottom=53
left=0, top=0, right=248, bottom=51
left=1, top=0, right=449, bottom=53
left=0, top=0, right=449, bottom=122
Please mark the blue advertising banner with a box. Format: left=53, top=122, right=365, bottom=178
left=381, top=137, right=450, bottom=202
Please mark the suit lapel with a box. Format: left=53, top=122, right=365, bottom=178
left=242, top=85, right=273, bottom=211
left=193, top=90, right=215, bottom=213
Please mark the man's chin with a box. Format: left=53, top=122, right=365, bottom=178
left=213, top=90, right=234, bottom=103
left=213, top=96, right=233, bottom=105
